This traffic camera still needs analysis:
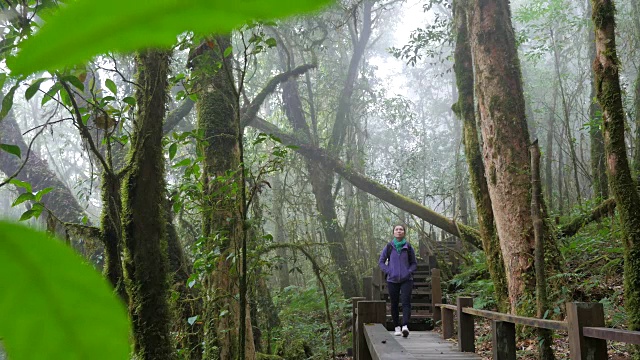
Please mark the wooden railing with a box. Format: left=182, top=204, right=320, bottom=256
left=434, top=296, right=640, bottom=359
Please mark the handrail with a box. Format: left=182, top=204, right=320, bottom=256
left=436, top=303, right=567, bottom=330
left=461, top=307, right=568, bottom=331
left=434, top=298, right=640, bottom=359
left=583, top=326, right=640, bottom=345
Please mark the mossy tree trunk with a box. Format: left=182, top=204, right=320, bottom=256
left=587, top=0, right=608, bottom=201
left=469, top=0, right=537, bottom=313
left=193, top=34, right=255, bottom=360
left=121, top=49, right=174, bottom=360
left=632, top=0, right=640, bottom=178
left=452, top=0, right=509, bottom=313
left=101, top=173, right=127, bottom=302
left=591, top=0, right=640, bottom=344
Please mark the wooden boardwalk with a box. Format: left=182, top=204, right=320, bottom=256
left=396, top=330, right=481, bottom=359
left=362, top=323, right=480, bottom=359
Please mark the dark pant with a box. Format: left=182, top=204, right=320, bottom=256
left=387, top=280, right=412, bottom=327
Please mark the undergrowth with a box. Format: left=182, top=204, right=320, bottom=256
left=263, top=285, right=351, bottom=359
left=447, top=215, right=625, bottom=325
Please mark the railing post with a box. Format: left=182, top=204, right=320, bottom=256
left=351, top=297, right=365, bottom=359
left=492, top=321, right=516, bottom=360
left=567, top=302, right=607, bottom=360
left=428, top=255, right=437, bottom=269
left=442, top=306, right=454, bottom=339
left=356, top=300, right=386, bottom=360
left=363, top=277, right=373, bottom=300
left=431, top=268, right=442, bottom=322
left=372, top=267, right=382, bottom=300
left=457, top=296, right=475, bottom=352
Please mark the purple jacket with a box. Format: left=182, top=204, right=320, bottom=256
left=378, top=241, right=417, bottom=283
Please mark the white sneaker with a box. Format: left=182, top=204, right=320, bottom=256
left=394, top=326, right=401, bottom=336
left=402, top=325, right=409, bottom=337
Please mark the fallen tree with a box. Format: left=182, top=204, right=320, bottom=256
left=247, top=116, right=482, bottom=248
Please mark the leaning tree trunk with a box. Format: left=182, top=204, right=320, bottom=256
left=452, top=0, right=509, bottom=312
left=469, top=0, right=536, bottom=313
left=120, top=49, right=174, bottom=360
left=249, top=116, right=483, bottom=247
left=194, top=35, right=255, bottom=360
left=0, top=104, right=84, bottom=223
left=591, top=0, right=640, bottom=343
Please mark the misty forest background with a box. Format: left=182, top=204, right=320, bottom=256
left=0, top=0, right=639, bottom=358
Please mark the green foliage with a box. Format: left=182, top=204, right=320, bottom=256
left=8, top=179, right=52, bottom=221
left=269, top=285, right=350, bottom=359
left=448, top=251, right=497, bottom=310
left=8, top=0, right=333, bottom=75
left=0, top=221, right=130, bottom=360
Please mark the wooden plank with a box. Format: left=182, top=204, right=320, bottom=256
left=363, top=324, right=417, bottom=360
left=567, top=302, right=607, bottom=360
left=492, top=321, right=515, bottom=360
left=462, top=307, right=568, bottom=331
left=457, top=297, right=475, bottom=353
left=583, top=326, right=640, bottom=345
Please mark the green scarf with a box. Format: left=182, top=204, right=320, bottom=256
left=393, top=238, right=406, bottom=254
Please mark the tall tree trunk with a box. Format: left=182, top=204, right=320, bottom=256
left=194, top=35, right=255, bottom=360
left=452, top=0, right=509, bottom=312
left=632, top=0, right=640, bottom=178
left=469, top=0, right=537, bottom=313
left=530, top=143, right=555, bottom=360
left=591, top=0, right=640, bottom=343
left=557, top=129, right=565, bottom=216
left=545, top=82, right=558, bottom=211
left=588, top=0, right=608, bottom=201
left=121, top=49, right=174, bottom=360
left=551, top=29, right=582, bottom=207
left=272, top=174, right=291, bottom=290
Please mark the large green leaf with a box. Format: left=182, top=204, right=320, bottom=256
left=0, top=221, right=130, bottom=360
left=8, top=0, right=332, bottom=75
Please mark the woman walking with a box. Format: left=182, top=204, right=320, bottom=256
left=378, top=224, right=417, bottom=337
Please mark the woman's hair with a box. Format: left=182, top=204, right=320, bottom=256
left=392, top=224, right=407, bottom=233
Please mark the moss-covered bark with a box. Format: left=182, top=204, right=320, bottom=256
left=100, top=173, right=127, bottom=302
left=452, top=0, right=509, bottom=313
left=591, top=0, right=640, bottom=343
left=468, top=0, right=539, bottom=313
left=587, top=0, right=608, bottom=201
left=121, top=49, right=174, bottom=360
left=193, top=34, right=255, bottom=360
